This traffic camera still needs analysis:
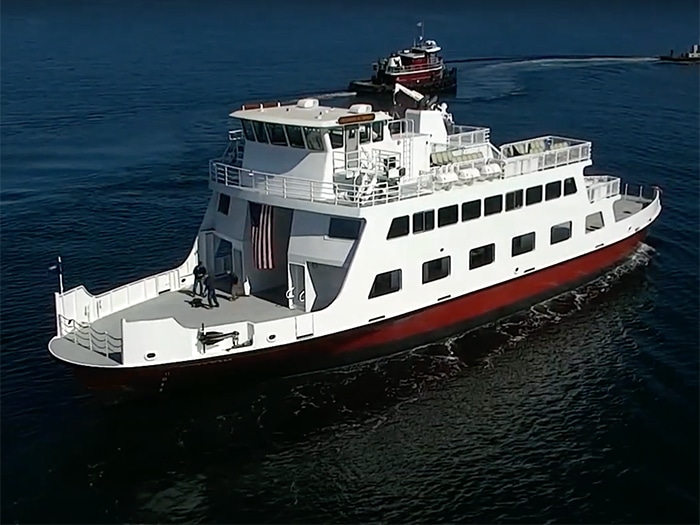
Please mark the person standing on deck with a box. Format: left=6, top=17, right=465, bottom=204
left=193, top=261, right=207, bottom=297
left=203, top=274, right=219, bottom=308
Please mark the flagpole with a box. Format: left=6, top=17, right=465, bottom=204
left=57, top=255, right=64, bottom=294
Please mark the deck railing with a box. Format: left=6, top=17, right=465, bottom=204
left=58, top=314, right=123, bottom=362
left=586, top=175, right=620, bottom=203
left=210, top=161, right=439, bottom=207
left=384, top=61, right=444, bottom=75
left=501, top=136, right=592, bottom=177
left=55, top=240, right=198, bottom=329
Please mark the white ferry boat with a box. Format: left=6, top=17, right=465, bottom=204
left=47, top=84, right=662, bottom=397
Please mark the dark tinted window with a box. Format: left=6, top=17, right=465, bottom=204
left=545, top=181, right=562, bottom=200
left=469, top=244, right=495, bottom=269
left=505, top=190, right=524, bottom=211
left=438, top=205, right=458, bottom=227
left=413, top=210, right=435, bottom=233
left=526, top=185, right=543, bottom=205
left=387, top=216, right=409, bottom=239
left=328, top=218, right=361, bottom=240
left=484, top=195, right=503, bottom=215
left=462, top=200, right=481, bottom=221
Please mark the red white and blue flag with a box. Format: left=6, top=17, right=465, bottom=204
left=250, top=202, right=274, bottom=270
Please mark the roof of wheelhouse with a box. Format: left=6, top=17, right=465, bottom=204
left=230, top=99, right=393, bottom=128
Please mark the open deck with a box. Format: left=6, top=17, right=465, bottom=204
left=50, top=289, right=300, bottom=367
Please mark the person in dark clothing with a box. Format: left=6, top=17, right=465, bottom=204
left=203, top=274, right=219, bottom=308
left=228, top=271, right=240, bottom=301
left=193, top=261, right=207, bottom=297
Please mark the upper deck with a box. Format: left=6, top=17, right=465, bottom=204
left=210, top=98, right=593, bottom=209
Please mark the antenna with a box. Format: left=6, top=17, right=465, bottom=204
left=416, top=21, right=424, bottom=44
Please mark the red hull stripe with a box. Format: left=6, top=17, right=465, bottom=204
left=69, top=229, right=648, bottom=397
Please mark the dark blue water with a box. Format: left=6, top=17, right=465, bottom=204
left=2, top=1, right=699, bottom=523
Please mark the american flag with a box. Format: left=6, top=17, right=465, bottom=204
left=250, top=201, right=274, bottom=270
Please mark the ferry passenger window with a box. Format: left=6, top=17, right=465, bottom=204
left=512, top=232, right=536, bottom=256
left=545, top=181, right=562, bottom=200
left=328, top=218, right=361, bottom=240
left=585, top=212, right=605, bottom=233
left=252, top=121, right=269, bottom=143
left=285, top=125, right=306, bottom=148
left=422, top=256, right=451, bottom=284
left=438, top=205, right=458, bottom=227
left=387, top=216, right=409, bottom=239
left=462, top=199, right=481, bottom=221
left=413, top=210, right=435, bottom=234
left=359, top=124, right=371, bottom=144
left=303, top=127, right=325, bottom=151
left=483, top=195, right=503, bottom=216
left=526, top=185, right=543, bottom=205
left=217, top=193, right=231, bottom=215
left=241, top=120, right=256, bottom=141
left=369, top=269, right=402, bottom=299
left=265, top=123, right=288, bottom=146
left=469, top=244, right=495, bottom=269
left=371, top=121, right=384, bottom=142
left=505, top=189, right=524, bottom=211
left=550, top=221, right=572, bottom=244
left=329, top=127, right=344, bottom=149
left=563, top=177, right=577, bottom=196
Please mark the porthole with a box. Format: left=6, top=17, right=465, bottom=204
left=145, top=352, right=156, bottom=361
left=267, top=334, right=277, bottom=342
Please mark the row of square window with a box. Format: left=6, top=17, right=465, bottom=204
left=387, top=177, right=578, bottom=239
left=369, top=221, right=574, bottom=299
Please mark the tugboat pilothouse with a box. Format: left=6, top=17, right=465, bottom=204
left=47, top=83, right=662, bottom=397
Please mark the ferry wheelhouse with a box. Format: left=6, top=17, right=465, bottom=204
left=348, top=25, right=457, bottom=95
left=47, top=85, right=662, bottom=397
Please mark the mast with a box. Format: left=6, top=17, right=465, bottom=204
left=415, top=21, right=424, bottom=46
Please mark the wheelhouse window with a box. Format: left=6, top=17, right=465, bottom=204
left=265, top=123, right=288, bottom=146
left=387, top=216, right=409, bottom=239
left=469, top=244, right=495, bottom=269
left=551, top=221, right=572, bottom=244
left=303, top=127, right=324, bottom=151
left=241, top=120, right=256, bottom=141
left=413, top=210, right=435, bottom=233
left=545, top=180, right=562, bottom=200
left=484, top=195, right=503, bottom=216
left=359, top=123, right=371, bottom=144
left=328, top=218, right=361, bottom=240
left=285, top=125, right=306, bottom=148
left=422, top=256, right=451, bottom=284
left=512, top=232, right=536, bottom=256
left=371, top=121, right=384, bottom=142
left=369, top=269, right=402, bottom=298
left=438, top=204, right=458, bottom=227
left=329, top=127, right=344, bottom=149
left=505, top=189, right=524, bottom=211
left=462, top=199, right=481, bottom=221
left=563, top=177, right=577, bottom=196
left=526, top=185, right=543, bottom=205
left=252, top=121, right=269, bottom=143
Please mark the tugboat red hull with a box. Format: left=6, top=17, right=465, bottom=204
left=349, top=68, right=458, bottom=95
left=64, top=228, right=650, bottom=404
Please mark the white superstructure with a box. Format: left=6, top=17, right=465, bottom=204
left=47, top=85, right=662, bottom=383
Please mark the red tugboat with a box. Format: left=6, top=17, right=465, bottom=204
left=349, top=23, right=458, bottom=95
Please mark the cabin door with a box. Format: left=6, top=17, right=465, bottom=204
left=345, top=124, right=359, bottom=169
left=288, top=263, right=306, bottom=311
